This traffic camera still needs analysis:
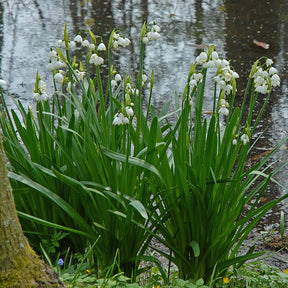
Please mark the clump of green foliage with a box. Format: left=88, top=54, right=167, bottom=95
left=0, top=23, right=287, bottom=285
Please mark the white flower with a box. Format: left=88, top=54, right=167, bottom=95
left=76, top=70, right=85, bottom=81
left=33, top=92, right=41, bottom=100
left=113, top=33, right=131, bottom=48
left=254, top=76, right=264, bottom=85
left=125, top=83, right=132, bottom=93
left=211, top=51, right=219, bottom=61
left=112, top=113, right=123, bottom=125
left=111, top=79, right=117, bottom=87
left=203, top=60, right=215, bottom=68
left=232, top=71, right=239, bottom=79
left=39, top=80, right=48, bottom=93
left=147, top=32, right=160, bottom=41
left=49, top=50, right=57, bottom=59
left=113, top=40, right=119, bottom=49
left=143, top=37, right=149, bottom=44
left=142, top=74, right=148, bottom=83
left=219, top=80, right=226, bottom=88
left=219, top=99, right=226, bottom=106
left=89, top=43, right=95, bottom=50
left=89, top=54, right=104, bottom=66
left=255, top=84, right=268, bottom=94
left=56, top=60, right=66, bottom=69
left=195, top=52, right=207, bottom=64
left=224, top=71, right=232, bottom=82
left=240, top=134, right=249, bottom=145
left=47, top=62, right=56, bottom=71
left=115, top=74, right=122, bottom=82
left=0, top=79, right=8, bottom=89
left=189, top=79, right=197, bottom=88
left=125, top=106, right=134, bottom=117
left=113, top=33, right=120, bottom=40
left=232, top=139, right=237, bottom=145
left=266, top=58, right=273, bottom=66
left=66, top=82, right=72, bottom=93
left=193, top=73, right=203, bottom=82
left=122, top=116, right=129, bottom=124
left=97, top=43, right=106, bottom=51
left=121, top=37, right=131, bottom=47
left=82, top=40, right=90, bottom=47
left=220, top=59, right=229, bottom=68
left=224, top=84, right=233, bottom=93
left=68, top=41, right=76, bottom=49
left=131, top=88, right=139, bottom=96
left=74, top=35, right=83, bottom=43
left=113, top=111, right=130, bottom=125
left=219, top=107, right=229, bottom=116
left=54, top=72, right=64, bottom=84
left=271, top=74, right=280, bottom=87
left=33, top=92, right=50, bottom=101
left=269, top=67, right=277, bottom=75
left=152, top=24, right=161, bottom=32
left=57, top=39, right=65, bottom=48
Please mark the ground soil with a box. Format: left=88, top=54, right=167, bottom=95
left=242, top=231, right=288, bottom=271
left=148, top=230, right=288, bottom=273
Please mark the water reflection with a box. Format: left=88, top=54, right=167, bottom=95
left=0, top=0, right=288, bottom=229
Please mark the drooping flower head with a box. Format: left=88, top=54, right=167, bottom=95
left=141, top=22, right=161, bottom=44
left=251, top=58, right=280, bottom=94
left=33, top=73, right=50, bottom=102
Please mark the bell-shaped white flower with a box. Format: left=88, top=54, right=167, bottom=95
left=125, top=106, right=134, bottom=117
left=82, top=40, right=90, bottom=47
left=97, top=43, right=106, bottom=51
left=74, top=35, right=83, bottom=43
left=240, top=134, right=249, bottom=145
left=195, top=52, right=208, bottom=65
left=89, top=54, right=104, bottom=66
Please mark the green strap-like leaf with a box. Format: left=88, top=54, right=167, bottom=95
left=189, top=240, right=200, bottom=257
left=102, top=146, right=164, bottom=182
left=8, top=172, right=94, bottom=235
left=129, top=200, right=148, bottom=220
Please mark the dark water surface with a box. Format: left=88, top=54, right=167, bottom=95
left=1, top=0, right=288, bottom=231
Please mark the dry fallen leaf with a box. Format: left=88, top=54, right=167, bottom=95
left=253, top=39, right=270, bottom=49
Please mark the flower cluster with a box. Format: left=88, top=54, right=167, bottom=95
left=89, top=53, right=104, bottom=66
left=194, top=49, right=239, bottom=94
left=142, top=23, right=161, bottom=44
left=252, top=58, right=280, bottom=94
left=190, top=47, right=239, bottom=112
left=111, top=32, right=131, bottom=49
left=189, top=72, right=203, bottom=90
left=112, top=105, right=134, bottom=126
left=111, top=72, right=122, bottom=88
left=33, top=74, right=50, bottom=101
left=48, top=49, right=67, bottom=71
left=218, top=98, right=229, bottom=116
left=112, top=79, right=138, bottom=126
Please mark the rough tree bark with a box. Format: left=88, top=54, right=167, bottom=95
left=0, top=133, right=65, bottom=287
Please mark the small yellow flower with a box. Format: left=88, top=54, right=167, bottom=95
left=283, top=268, right=288, bottom=273
left=223, top=277, right=231, bottom=284
left=86, top=269, right=92, bottom=274
left=152, top=286, right=160, bottom=288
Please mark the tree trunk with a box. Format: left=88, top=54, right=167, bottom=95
left=0, top=133, right=65, bottom=287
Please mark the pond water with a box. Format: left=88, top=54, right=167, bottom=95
left=1, top=0, right=288, bottom=231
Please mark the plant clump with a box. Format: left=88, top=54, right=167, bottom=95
left=0, top=21, right=287, bottom=286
